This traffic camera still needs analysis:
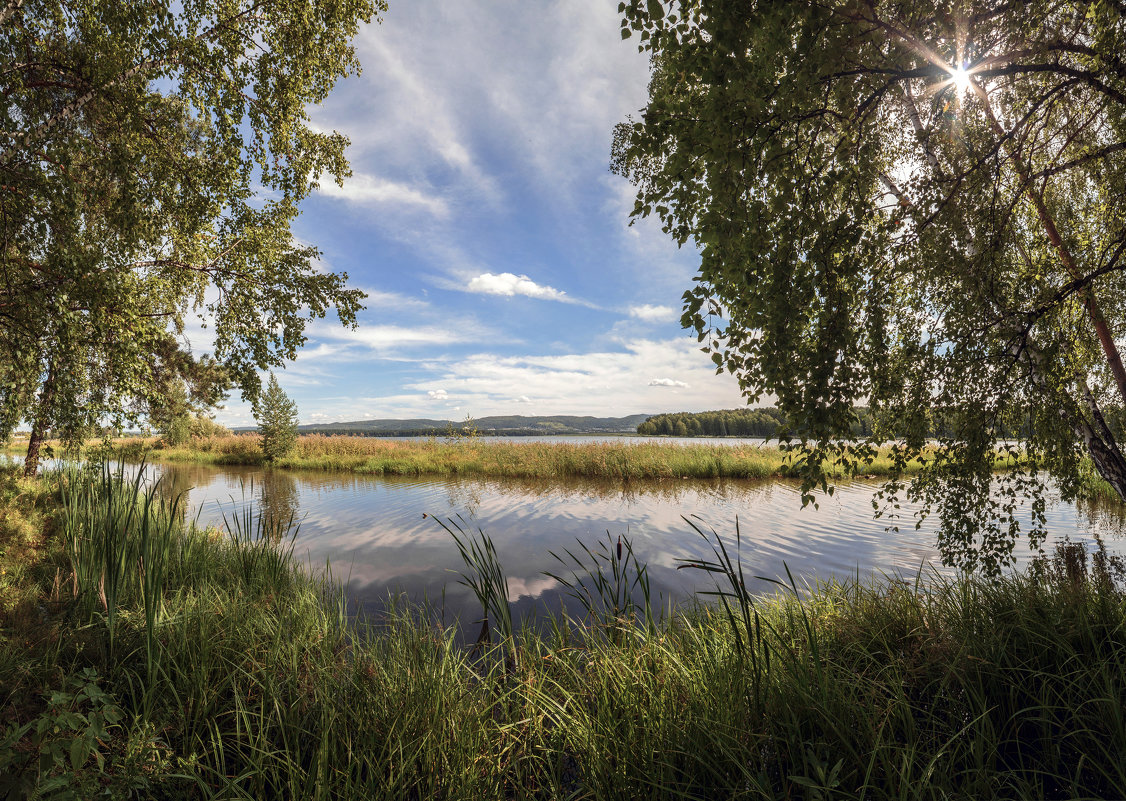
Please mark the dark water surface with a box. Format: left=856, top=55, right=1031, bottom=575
left=140, top=461, right=1126, bottom=624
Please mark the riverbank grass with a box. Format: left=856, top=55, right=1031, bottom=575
left=101, top=433, right=932, bottom=480
left=2, top=463, right=1126, bottom=797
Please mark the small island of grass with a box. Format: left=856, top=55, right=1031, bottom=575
left=99, top=433, right=933, bottom=481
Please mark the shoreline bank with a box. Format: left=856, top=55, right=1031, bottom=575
left=8, top=434, right=938, bottom=481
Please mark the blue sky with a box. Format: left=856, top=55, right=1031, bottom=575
left=201, top=1, right=749, bottom=427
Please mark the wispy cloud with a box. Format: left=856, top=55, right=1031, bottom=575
left=213, top=335, right=754, bottom=426
left=332, top=325, right=468, bottom=350
left=317, top=172, right=448, bottom=217
left=302, top=319, right=486, bottom=355
left=356, top=289, right=430, bottom=310
left=302, top=0, right=663, bottom=285
left=397, top=338, right=748, bottom=417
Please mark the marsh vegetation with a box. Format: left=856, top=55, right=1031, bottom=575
left=2, top=463, right=1126, bottom=798
left=111, top=433, right=938, bottom=481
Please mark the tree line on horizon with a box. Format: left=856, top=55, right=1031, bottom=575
left=635, top=407, right=1096, bottom=440
left=638, top=408, right=795, bottom=438
left=638, top=408, right=884, bottom=438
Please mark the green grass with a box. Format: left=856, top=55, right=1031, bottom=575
left=2, top=462, right=1126, bottom=798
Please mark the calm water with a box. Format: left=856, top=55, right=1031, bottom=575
left=134, top=461, right=1126, bottom=624
left=356, top=434, right=771, bottom=446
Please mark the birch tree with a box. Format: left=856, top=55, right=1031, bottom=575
left=1, top=0, right=381, bottom=473
left=614, top=0, right=1126, bottom=571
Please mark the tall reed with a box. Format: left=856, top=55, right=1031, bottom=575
left=125, top=434, right=935, bottom=481
left=545, top=531, right=655, bottom=640
left=4, top=463, right=1126, bottom=798
left=435, top=515, right=517, bottom=669
left=58, top=461, right=179, bottom=671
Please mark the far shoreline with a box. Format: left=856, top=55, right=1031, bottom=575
left=6, top=433, right=951, bottom=482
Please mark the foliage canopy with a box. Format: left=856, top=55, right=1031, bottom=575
left=0, top=0, right=381, bottom=471
left=614, top=0, right=1126, bottom=571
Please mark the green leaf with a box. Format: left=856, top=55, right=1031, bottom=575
left=609, top=0, right=1126, bottom=571
left=69, top=736, right=88, bottom=772
left=0, top=0, right=376, bottom=465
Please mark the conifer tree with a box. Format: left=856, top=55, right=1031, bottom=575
left=256, top=375, right=299, bottom=462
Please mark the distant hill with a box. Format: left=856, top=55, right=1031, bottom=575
left=235, top=414, right=654, bottom=436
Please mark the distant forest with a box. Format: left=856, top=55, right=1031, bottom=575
left=636, top=408, right=1096, bottom=440
left=639, top=408, right=786, bottom=437
left=289, top=414, right=652, bottom=437
left=637, top=408, right=879, bottom=438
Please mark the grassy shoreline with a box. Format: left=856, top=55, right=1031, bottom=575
left=7, top=433, right=935, bottom=481
left=3, top=463, right=1126, bottom=798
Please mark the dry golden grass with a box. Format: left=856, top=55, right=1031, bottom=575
left=109, top=433, right=927, bottom=481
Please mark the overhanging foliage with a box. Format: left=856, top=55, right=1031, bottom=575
left=0, top=0, right=382, bottom=472
left=614, top=0, right=1126, bottom=571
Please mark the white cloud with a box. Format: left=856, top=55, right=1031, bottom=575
left=629, top=304, right=677, bottom=322
left=294, top=343, right=344, bottom=363
left=309, top=27, right=499, bottom=207
left=317, top=172, right=448, bottom=217
left=466, top=272, right=567, bottom=301
left=398, top=337, right=749, bottom=417
left=208, top=335, right=757, bottom=427
left=349, top=326, right=464, bottom=349
left=514, top=395, right=532, bottom=404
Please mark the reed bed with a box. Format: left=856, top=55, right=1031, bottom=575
left=116, top=433, right=924, bottom=481
left=2, top=462, right=1126, bottom=798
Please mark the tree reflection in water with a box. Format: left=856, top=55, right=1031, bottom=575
left=132, top=461, right=1126, bottom=626
left=256, top=469, right=301, bottom=538
left=1078, top=494, right=1126, bottom=540
left=148, top=462, right=302, bottom=540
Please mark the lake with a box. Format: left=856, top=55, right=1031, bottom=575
left=136, top=459, right=1126, bottom=625
left=374, top=434, right=771, bottom=446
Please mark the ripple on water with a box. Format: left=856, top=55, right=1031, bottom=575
left=106, top=462, right=1126, bottom=622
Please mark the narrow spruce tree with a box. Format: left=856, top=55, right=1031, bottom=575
left=255, top=375, right=299, bottom=462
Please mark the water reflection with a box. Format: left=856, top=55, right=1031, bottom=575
left=1077, top=493, right=1126, bottom=536
left=137, top=462, right=1126, bottom=625
left=256, top=470, right=301, bottom=535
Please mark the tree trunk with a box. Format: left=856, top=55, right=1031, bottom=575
left=1017, top=339, right=1126, bottom=500
left=977, top=91, right=1126, bottom=408
left=23, top=365, right=55, bottom=477
left=1083, top=430, right=1126, bottom=499
left=1079, top=387, right=1126, bottom=499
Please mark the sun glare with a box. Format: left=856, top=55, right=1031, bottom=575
left=950, top=66, right=972, bottom=94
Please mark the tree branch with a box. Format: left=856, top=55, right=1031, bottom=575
left=0, top=0, right=22, bottom=26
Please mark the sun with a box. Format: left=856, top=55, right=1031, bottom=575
left=950, top=66, right=972, bottom=94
